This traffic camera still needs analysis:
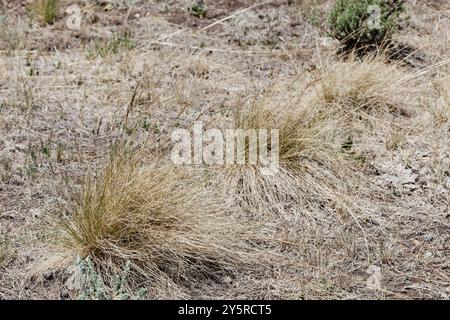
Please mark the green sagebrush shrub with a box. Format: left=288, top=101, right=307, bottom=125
left=327, top=0, right=406, bottom=52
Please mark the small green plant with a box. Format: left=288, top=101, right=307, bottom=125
left=33, top=0, right=59, bottom=25
left=140, top=118, right=151, bottom=131
left=86, top=33, right=135, bottom=59
left=327, top=0, right=406, bottom=52
left=77, top=257, right=147, bottom=300
left=190, top=0, right=207, bottom=18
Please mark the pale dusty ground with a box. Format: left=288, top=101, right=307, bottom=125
left=0, top=0, right=450, bottom=299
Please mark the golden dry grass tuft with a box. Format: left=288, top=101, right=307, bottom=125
left=213, top=79, right=357, bottom=218
left=314, top=56, right=430, bottom=161
left=55, top=146, right=255, bottom=287
left=319, top=56, right=411, bottom=114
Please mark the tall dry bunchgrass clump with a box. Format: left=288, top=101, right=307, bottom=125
left=215, top=56, right=421, bottom=219
left=319, top=56, right=416, bottom=117
left=315, top=56, right=422, bottom=165
left=55, top=147, right=253, bottom=287
left=215, top=81, right=355, bottom=217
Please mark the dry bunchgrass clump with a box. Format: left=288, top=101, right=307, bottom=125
left=55, top=147, right=253, bottom=287
left=214, top=81, right=355, bottom=217
left=316, top=56, right=449, bottom=152
left=319, top=56, right=409, bottom=112
left=214, top=55, right=423, bottom=219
